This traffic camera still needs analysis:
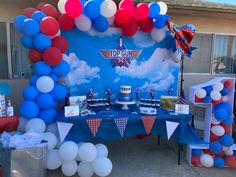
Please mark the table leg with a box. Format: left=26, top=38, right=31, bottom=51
left=178, top=143, right=181, bottom=165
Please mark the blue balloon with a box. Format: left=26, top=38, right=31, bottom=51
left=209, top=141, right=222, bottom=154
left=220, top=134, right=234, bottom=147
left=84, top=0, right=100, bottom=19
left=50, top=84, right=67, bottom=100
left=203, top=86, right=213, bottom=94
left=23, top=19, right=40, bottom=36
left=223, top=115, right=233, bottom=125
left=80, top=0, right=87, bottom=5
left=94, top=0, right=104, bottom=5
left=192, top=149, right=201, bottom=156
left=154, top=15, right=167, bottom=29
left=52, top=101, right=58, bottom=108
left=48, top=73, right=58, bottom=82
left=52, top=60, right=70, bottom=77
left=93, top=15, right=109, bottom=32
left=31, top=11, right=46, bottom=23
left=33, top=33, right=51, bottom=51
left=214, top=108, right=228, bottom=121
left=214, top=157, right=225, bottom=168
left=215, top=102, right=231, bottom=114
left=221, top=87, right=229, bottom=96
left=19, top=101, right=39, bottom=119
left=148, top=2, right=160, bottom=18
left=36, top=93, right=54, bottom=109
left=14, top=15, right=28, bottom=32
left=203, top=96, right=212, bottom=103
left=34, top=61, right=51, bottom=76
left=39, top=108, right=57, bottom=125
left=30, top=75, right=39, bottom=86
left=23, top=86, right=39, bottom=101
left=21, top=35, right=34, bottom=49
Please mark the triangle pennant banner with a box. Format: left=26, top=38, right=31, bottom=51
left=141, top=116, right=156, bottom=135
left=114, top=118, right=129, bottom=137
left=166, top=121, right=179, bottom=140
left=57, top=122, right=74, bottom=143
left=86, top=118, right=102, bottom=137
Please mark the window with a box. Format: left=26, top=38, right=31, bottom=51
left=10, top=23, right=32, bottom=79
left=183, top=33, right=213, bottom=73
left=0, top=22, right=8, bottom=79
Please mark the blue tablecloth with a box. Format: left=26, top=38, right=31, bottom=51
left=56, top=106, right=205, bottom=144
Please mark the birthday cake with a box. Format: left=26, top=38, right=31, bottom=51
left=118, top=86, right=133, bottom=102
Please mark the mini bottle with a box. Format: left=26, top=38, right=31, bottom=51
left=6, top=100, right=14, bottom=117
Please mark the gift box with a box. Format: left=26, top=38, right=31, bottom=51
left=0, top=94, right=6, bottom=117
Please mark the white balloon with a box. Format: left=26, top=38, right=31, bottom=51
left=78, top=143, right=97, bottom=162
left=224, top=149, right=233, bottom=156
left=43, top=132, right=57, bottom=151
left=195, top=89, right=207, bottom=99
left=77, top=162, right=94, bottom=177
left=75, top=142, right=85, bottom=162
left=46, top=123, right=59, bottom=137
left=25, top=118, right=46, bottom=133
left=47, top=149, right=63, bottom=170
left=222, top=96, right=229, bottom=102
left=151, top=27, right=166, bottom=43
left=92, top=157, right=113, bottom=177
left=213, top=82, right=224, bottom=91
left=211, top=116, right=221, bottom=125
left=18, top=117, right=28, bottom=133
left=100, top=0, right=117, bottom=18
left=96, top=144, right=108, bottom=157
left=210, top=90, right=222, bottom=101
left=107, top=16, right=115, bottom=25
left=62, top=160, right=78, bottom=177
left=36, top=76, right=54, bottom=93
left=158, top=2, right=168, bottom=15
left=58, top=0, right=66, bottom=14
left=59, top=141, right=79, bottom=161
left=211, top=125, right=225, bottom=136
left=200, top=154, right=214, bottom=168
left=75, top=15, right=92, bottom=32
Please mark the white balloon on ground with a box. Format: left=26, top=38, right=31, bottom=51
left=47, top=149, right=63, bottom=170
left=58, top=0, right=66, bottom=14
left=46, top=123, right=59, bottom=137
left=18, top=117, right=28, bottom=133
left=200, top=154, right=214, bottom=168
left=92, top=157, right=113, bottom=177
left=43, top=132, right=57, bottom=151
left=59, top=141, right=79, bottom=161
left=195, top=88, right=207, bottom=99
left=211, top=116, right=221, bottom=125
left=224, top=149, right=233, bottom=156
left=213, top=82, right=224, bottom=91
left=75, top=14, right=92, bottom=32
left=36, top=76, right=54, bottom=93
left=78, top=143, right=97, bottom=162
left=61, top=160, right=78, bottom=177
left=158, top=2, right=168, bottom=15
left=96, top=144, right=108, bottom=157
left=25, top=118, right=46, bottom=133
left=75, top=142, right=85, bottom=162
left=210, top=90, right=222, bottom=101
left=100, top=0, right=117, bottom=18
left=211, top=125, right=225, bottom=136
left=150, top=27, right=166, bottom=43
left=77, top=162, right=94, bottom=177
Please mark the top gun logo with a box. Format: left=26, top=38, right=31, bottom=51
left=100, top=36, right=142, bottom=68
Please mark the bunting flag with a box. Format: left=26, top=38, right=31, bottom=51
left=166, top=121, right=179, bottom=140
left=141, top=116, right=156, bottom=135
left=57, top=122, right=74, bottom=143
left=114, top=118, right=128, bottom=137
left=86, top=118, right=102, bottom=137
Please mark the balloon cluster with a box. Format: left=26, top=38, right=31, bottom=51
left=14, top=3, right=70, bottom=125
left=192, top=80, right=236, bottom=168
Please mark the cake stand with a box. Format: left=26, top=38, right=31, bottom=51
left=115, top=100, right=136, bottom=110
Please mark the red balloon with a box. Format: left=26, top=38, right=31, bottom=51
left=191, top=156, right=201, bottom=166
left=212, top=99, right=222, bottom=105
left=65, top=0, right=83, bottom=18
left=225, top=156, right=236, bottom=167
left=52, top=36, right=69, bottom=53
left=224, top=80, right=233, bottom=88
left=28, top=49, right=43, bottom=63
left=195, top=96, right=202, bottom=103
left=138, top=17, right=153, bottom=32
left=43, top=47, right=62, bottom=66
left=119, top=0, right=135, bottom=17
left=58, top=14, right=75, bottom=30
left=215, top=151, right=225, bottom=157
left=203, top=149, right=215, bottom=157
left=40, top=17, right=59, bottom=36
left=210, top=132, right=219, bottom=141
left=122, top=18, right=138, bottom=36
left=134, top=3, right=150, bottom=21
left=23, top=7, right=37, bottom=18
left=220, top=123, right=232, bottom=134
left=41, top=4, right=59, bottom=19
left=37, top=2, right=47, bottom=10
left=115, top=9, right=130, bottom=24
left=114, top=19, right=123, bottom=28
